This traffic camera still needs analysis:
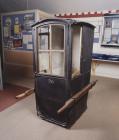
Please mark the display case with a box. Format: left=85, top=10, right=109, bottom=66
left=1, top=10, right=53, bottom=82
left=0, top=56, right=3, bottom=90
left=101, top=14, right=119, bottom=47
left=32, top=18, right=95, bottom=128
left=0, top=24, right=3, bottom=90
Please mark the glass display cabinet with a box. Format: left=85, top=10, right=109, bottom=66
left=32, top=18, right=95, bottom=128
left=102, top=14, right=119, bottom=47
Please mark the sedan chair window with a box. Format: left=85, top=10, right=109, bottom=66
left=72, top=25, right=82, bottom=78
left=38, top=24, right=65, bottom=77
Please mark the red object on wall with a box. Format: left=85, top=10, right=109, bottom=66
left=55, top=9, right=119, bottom=18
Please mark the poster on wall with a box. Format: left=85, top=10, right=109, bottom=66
left=2, top=12, right=35, bottom=51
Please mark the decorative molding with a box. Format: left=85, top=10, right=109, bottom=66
left=55, top=9, right=119, bottom=18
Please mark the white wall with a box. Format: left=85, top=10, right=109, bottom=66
left=72, top=16, right=119, bottom=79
left=75, top=16, right=119, bottom=55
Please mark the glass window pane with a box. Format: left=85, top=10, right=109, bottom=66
left=38, top=52, right=50, bottom=74
left=40, top=26, right=49, bottom=33
left=51, top=25, right=64, bottom=50
left=72, top=26, right=82, bottom=78
left=38, top=26, right=49, bottom=50
left=51, top=52, right=64, bottom=76
left=102, top=17, right=119, bottom=45
left=39, top=35, right=49, bottom=50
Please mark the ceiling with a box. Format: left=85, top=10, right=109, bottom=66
left=0, top=0, right=119, bottom=14
left=0, top=0, right=27, bottom=13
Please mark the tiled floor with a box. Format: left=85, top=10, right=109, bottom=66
left=0, top=76, right=119, bottom=140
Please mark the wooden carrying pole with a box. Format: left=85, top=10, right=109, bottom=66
left=57, top=80, right=97, bottom=114
left=16, top=88, right=34, bottom=99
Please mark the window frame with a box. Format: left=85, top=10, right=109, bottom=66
left=101, top=14, right=119, bottom=47
left=36, top=24, right=66, bottom=77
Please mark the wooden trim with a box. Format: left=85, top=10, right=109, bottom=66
left=92, top=59, right=119, bottom=64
